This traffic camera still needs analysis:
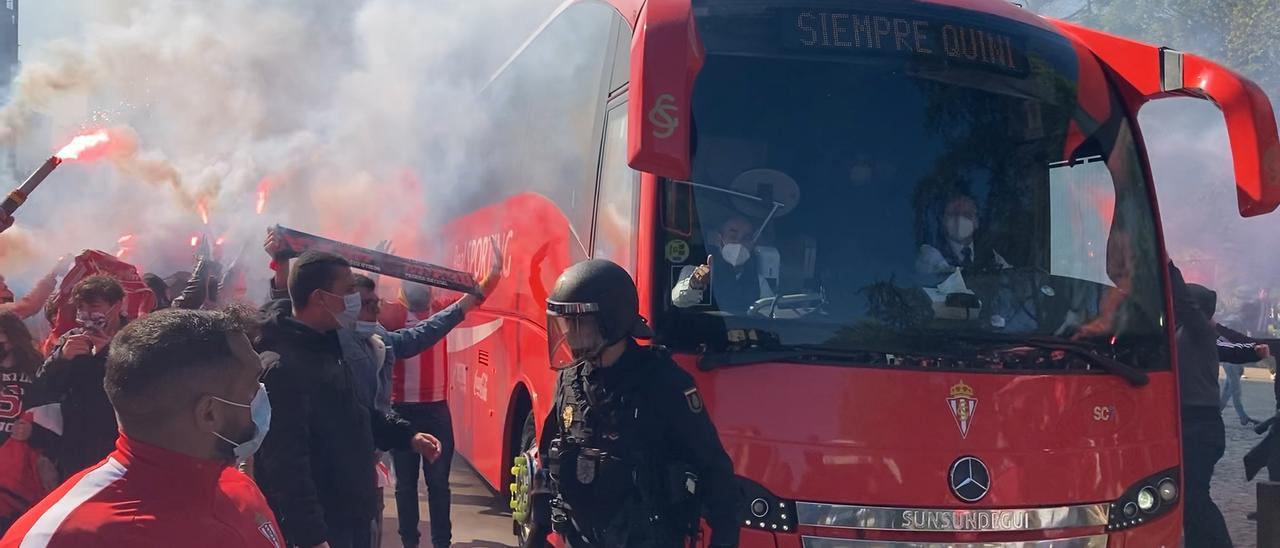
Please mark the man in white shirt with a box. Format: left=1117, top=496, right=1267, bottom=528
left=916, top=193, right=1010, bottom=275
left=671, top=216, right=773, bottom=314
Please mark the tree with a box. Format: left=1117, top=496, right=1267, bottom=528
left=1050, top=0, right=1280, bottom=92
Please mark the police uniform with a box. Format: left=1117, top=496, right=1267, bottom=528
left=526, top=259, right=740, bottom=548
left=537, top=343, right=738, bottom=547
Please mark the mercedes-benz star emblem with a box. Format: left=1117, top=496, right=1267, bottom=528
left=949, top=456, right=991, bottom=503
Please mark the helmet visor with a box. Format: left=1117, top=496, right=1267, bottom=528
left=547, top=301, right=606, bottom=370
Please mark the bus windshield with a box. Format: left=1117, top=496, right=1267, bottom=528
left=655, top=3, right=1170, bottom=371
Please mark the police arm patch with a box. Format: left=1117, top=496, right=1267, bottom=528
left=683, top=387, right=704, bottom=413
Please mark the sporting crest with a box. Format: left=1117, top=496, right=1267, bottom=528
left=947, top=381, right=977, bottom=439
left=256, top=515, right=281, bottom=548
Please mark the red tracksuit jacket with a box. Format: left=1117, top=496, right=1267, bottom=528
left=0, top=435, right=283, bottom=548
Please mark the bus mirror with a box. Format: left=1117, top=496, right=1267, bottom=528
left=627, top=0, right=703, bottom=181
left=1170, top=53, right=1280, bottom=217
left=1051, top=20, right=1280, bottom=217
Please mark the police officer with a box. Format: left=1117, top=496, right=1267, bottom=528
left=525, top=259, right=739, bottom=547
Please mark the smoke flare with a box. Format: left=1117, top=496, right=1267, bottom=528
left=54, top=130, right=111, bottom=160
left=0, top=0, right=562, bottom=286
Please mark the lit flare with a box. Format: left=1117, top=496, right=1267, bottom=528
left=55, top=130, right=111, bottom=161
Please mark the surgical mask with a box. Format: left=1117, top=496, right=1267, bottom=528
left=720, top=243, right=751, bottom=267
left=327, top=292, right=362, bottom=330
left=946, top=216, right=976, bottom=241
left=354, top=320, right=379, bottom=338
left=212, top=383, right=271, bottom=461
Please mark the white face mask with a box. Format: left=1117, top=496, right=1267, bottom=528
left=328, top=292, right=362, bottom=330
left=946, top=216, right=976, bottom=241
left=720, top=243, right=751, bottom=267
left=354, top=320, right=379, bottom=338
left=212, top=383, right=271, bottom=461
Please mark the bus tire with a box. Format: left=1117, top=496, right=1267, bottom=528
left=511, top=412, right=537, bottom=543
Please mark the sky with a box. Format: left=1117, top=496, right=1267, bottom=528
left=19, top=0, right=86, bottom=48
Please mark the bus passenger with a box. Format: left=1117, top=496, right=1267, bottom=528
left=671, top=215, right=773, bottom=314
left=916, top=193, right=1010, bottom=275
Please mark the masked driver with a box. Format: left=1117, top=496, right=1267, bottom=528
left=916, top=193, right=1010, bottom=275
left=671, top=215, right=773, bottom=314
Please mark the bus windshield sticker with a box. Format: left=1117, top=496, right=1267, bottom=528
left=666, top=239, right=691, bottom=263
left=779, top=9, right=1030, bottom=76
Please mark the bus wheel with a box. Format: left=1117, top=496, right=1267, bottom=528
left=510, top=413, right=536, bottom=543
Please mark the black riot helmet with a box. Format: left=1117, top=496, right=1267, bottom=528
left=547, top=259, right=652, bottom=370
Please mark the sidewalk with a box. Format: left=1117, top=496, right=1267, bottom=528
left=380, top=455, right=515, bottom=548
left=1215, top=367, right=1274, bottom=548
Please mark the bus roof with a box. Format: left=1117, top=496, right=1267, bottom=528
left=488, top=0, right=1059, bottom=90
left=601, top=0, right=1055, bottom=30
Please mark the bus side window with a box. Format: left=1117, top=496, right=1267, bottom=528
left=484, top=3, right=615, bottom=260
left=593, top=104, right=639, bottom=275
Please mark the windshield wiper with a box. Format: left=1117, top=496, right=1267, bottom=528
left=944, top=333, right=1149, bottom=387
left=698, top=346, right=885, bottom=371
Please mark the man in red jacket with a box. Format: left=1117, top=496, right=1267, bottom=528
left=1, top=307, right=283, bottom=547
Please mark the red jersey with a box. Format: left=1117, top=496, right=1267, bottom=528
left=0, top=438, right=54, bottom=520
left=381, top=301, right=449, bottom=404
left=0, top=370, right=33, bottom=445
left=1, top=435, right=283, bottom=548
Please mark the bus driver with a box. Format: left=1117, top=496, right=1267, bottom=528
left=671, top=216, right=773, bottom=314
left=916, top=193, right=1010, bottom=275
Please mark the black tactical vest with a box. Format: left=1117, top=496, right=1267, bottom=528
left=546, top=358, right=682, bottom=546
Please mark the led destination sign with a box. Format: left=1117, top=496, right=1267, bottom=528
left=780, top=9, right=1029, bottom=75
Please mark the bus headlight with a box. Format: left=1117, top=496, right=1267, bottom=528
left=1157, top=478, right=1178, bottom=502
left=736, top=476, right=796, bottom=533
left=1107, top=468, right=1178, bottom=531
left=1136, top=487, right=1158, bottom=513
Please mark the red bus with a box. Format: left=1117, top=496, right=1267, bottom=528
left=437, top=0, right=1280, bottom=545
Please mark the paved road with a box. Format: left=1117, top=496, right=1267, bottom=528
left=1214, top=366, right=1275, bottom=548
left=379, top=456, right=516, bottom=548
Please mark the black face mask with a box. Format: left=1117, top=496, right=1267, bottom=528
left=0, top=346, right=8, bottom=364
